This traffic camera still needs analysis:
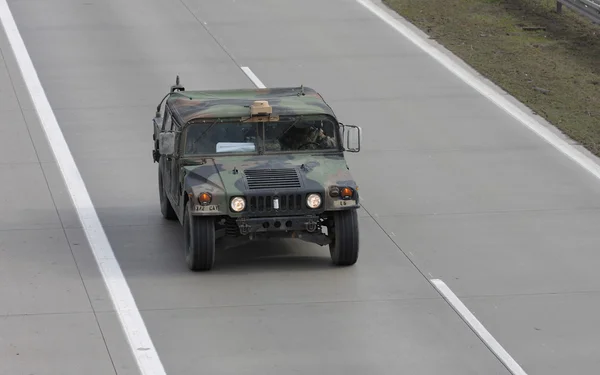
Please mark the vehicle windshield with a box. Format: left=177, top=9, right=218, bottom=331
left=263, top=115, right=339, bottom=153
left=183, top=115, right=340, bottom=155
left=184, top=121, right=259, bottom=155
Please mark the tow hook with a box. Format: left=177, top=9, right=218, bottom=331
left=238, top=219, right=251, bottom=235
left=305, top=220, right=317, bottom=232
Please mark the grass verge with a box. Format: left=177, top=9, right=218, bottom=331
left=381, top=0, right=600, bottom=157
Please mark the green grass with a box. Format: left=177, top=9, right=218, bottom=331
left=382, top=0, right=600, bottom=157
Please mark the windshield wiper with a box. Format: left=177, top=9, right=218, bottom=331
left=279, top=117, right=303, bottom=138
left=189, top=119, right=220, bottom=149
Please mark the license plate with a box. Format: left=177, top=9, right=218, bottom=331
left=333, top=199, right=356, bottom=207
left=194, top=204, right=219, bottom=212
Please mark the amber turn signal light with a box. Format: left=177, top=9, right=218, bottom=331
left=340, top=187, right=353, bottom=199
left=198, top=192, right=212, bottom=205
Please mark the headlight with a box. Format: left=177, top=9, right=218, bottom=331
left=306, top=193, right=321, bottom=209
left=230, top=197, right=246, bottom=212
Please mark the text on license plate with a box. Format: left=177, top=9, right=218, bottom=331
left=195, top=204, right=219, bottom=212
left=333, top=199, right=356, bottom=207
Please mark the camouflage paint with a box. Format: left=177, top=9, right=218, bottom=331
left=157, top=85, right=359, bottom=223
left=181, top=152, right=359, bottom=218
left=167, top=86, right=337, bottom=123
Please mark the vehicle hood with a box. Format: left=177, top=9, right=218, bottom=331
left=183, top=153, right=357, bottom=195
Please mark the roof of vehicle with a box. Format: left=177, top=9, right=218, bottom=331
left=166, top=86, right=338, bottom=124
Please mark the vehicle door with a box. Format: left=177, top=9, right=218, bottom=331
left=168, top=115, right=183, bottom=209
left=160, top=108, right=176, bottom=202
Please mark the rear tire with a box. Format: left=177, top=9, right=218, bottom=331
left=158, top=164, right=177, bottom=220
left=328, top=209, right=359, bottom=266
left=183, top=201, right=215, bottom=271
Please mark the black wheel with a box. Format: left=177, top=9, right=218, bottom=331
left=328, top=209, right=359, bottom=266
left=183, top=201, right=215, bottom=271
left=158, top=163, right=177, bottom=220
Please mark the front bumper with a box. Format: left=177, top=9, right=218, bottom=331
left=235, top=215, right=320, bottom=235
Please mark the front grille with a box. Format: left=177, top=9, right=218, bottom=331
left=248, top=194, right=303, bottom=214
left=244, top=168, right=301, bottom=190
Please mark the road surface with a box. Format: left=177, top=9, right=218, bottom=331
left=2, top=0, right=600, bottom=374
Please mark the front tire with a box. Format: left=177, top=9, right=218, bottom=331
left=183, top=202, right=215, bottom=271
left=328, top=209, right=359, bottom=266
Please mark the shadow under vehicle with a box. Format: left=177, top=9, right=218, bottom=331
left=152, top=77, right=363, bottom=271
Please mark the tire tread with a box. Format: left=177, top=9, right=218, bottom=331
left=330, top=209, right=359, bottom=266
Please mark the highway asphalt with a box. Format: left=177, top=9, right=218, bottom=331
left=2, top=0, right=600, bottom=374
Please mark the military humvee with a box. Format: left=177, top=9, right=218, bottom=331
left=152, top=77, right=362, bottom=271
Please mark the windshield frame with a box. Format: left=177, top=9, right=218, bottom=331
left=180, top=114, right=343, bottom=158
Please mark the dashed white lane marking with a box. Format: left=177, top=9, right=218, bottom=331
left=431, top=279, right=528, bottom=375
left=241, top=50, right=526, bottom=375
left=241, top=66, right=266, bottom=89
left=0, top=2, right=167, bottom=375
left=355, top=0, right=600, bottom=183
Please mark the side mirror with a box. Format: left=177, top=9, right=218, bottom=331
left=158, top=132, right=176, bottom=156
left=342, top=124, right=361, bottom=152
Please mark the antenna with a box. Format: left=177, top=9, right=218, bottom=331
left=155, top=75, right=185, bottom=117
left=170, top=75, right=185, bottom=93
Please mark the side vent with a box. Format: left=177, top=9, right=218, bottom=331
left=244, top=168, right=301, bottom=190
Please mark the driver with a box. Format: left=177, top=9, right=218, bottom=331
left=283, top=124, right=336, bottom=150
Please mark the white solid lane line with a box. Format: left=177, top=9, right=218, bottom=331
left=430, top=279, right=528, bottom=375
left=241, top=66, right=267, bottom=89
left=0, top=2, right=167, bottom=375
left=355, top=0, right=600, bottom=183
